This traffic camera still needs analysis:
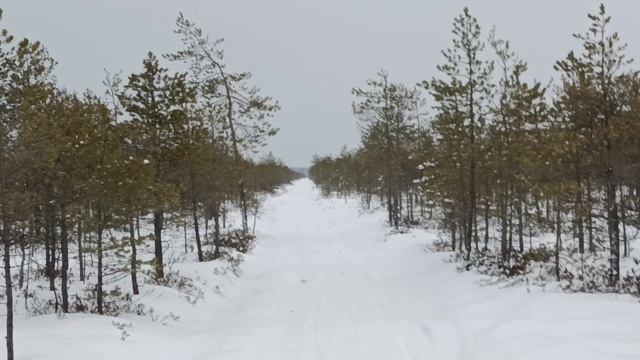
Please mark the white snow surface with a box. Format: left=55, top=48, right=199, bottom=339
left=6, top=179, right=640, bottom=359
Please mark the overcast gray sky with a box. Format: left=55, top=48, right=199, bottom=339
left=3, top=0, right=640, bottom=166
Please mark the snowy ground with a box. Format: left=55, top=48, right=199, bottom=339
left=6, top=179, right=640, bottom=359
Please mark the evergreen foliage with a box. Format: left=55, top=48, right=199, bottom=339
left=0, top=10, right=298, bottom=360
left=310, top=4, right=640, bottom=292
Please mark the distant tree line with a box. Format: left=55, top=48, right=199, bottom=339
left=0, top=10, right=298, bottom=360
left=310, top=5, right=640, bottom=294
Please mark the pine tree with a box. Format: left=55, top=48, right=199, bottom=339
left=170, top=14, right=279, bottom=235
left=555, top=4, right=634, bottom=285
left=0, top=8, right=54, bottom=357
left=430, top=7, right=493, bottom=258
left=488, top=30, right=547, bottom=264
left=352, top=70, right=421, bottom=228
left=120, top=52, right=196, bottom=279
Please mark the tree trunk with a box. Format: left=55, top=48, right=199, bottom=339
left=136, top=211, right=141, bottom=240
left=44, top=199, right=55, bottom=291
left=386, top=183, right=393, bottom=227
left=466, top=64, right=477, bottom=261
left=621, top=187, right=628, bottom=258
left=49, top=220, right=56, bottom=292
left=213, top=203, right=221, bottom=259
left=555, top=203, right=562, bottom=281
left=77, top=217, right=84, bottom=282
left=575, top=176, right=585, bottom=255
left=2, top=214, right=14, bottom=360
left=129, top=218, right=139, bottom=295
left=450, top=217, right=457, bottom=251
left=587, top=179, right=595, bottom=253
left=183, top=216, right=188, bottom=254
left=59, top=204, right=69, bottom=313
left=507, top=186, right=514, bottom=265
left=466, top=161, right=476, bottom=261
left=500, top=185, right=508, bottom=265
left=153, top=210, right=164, bottom=279
left=606, top=178, right=620, bottom=286
left=484, top=191, right=489, bottom=250
left=534, top=192, right=543, bottom=227
left=239, top=183, right=249, bottom=234
left=222, top=203, right=227, bottom=229
left=252, top=201, right=259, bottom=235
left=545, top=197, right=551, bottom=224
left=96, top=214, right=104, bottom=315
left=204, top=216, right=209, bottom=243
left=217, top=60, right=249, bottom=235
left=408, top=189, right=414, bottom=224
left=18, top=233, right=25, bottom=290
left=517, top=194, right=524, bottom=253
left=192, top=200, right=203, bottom=262
left=393, top=192, right=400, bottom=229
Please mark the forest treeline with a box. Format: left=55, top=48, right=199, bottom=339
left=310, top=5, right=640, bottom=293
left=0, top=10, right=298, bottom=360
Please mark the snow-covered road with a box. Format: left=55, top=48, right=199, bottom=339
left=204, top=178, right=457, bottom=359
left=12, top=179, right=640, bottom=359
